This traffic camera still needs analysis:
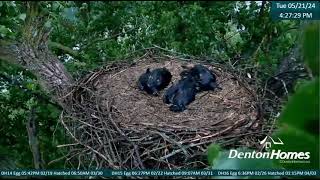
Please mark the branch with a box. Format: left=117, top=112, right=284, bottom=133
left=26, top=107, right=45, bottom=169
left=250, top=35, right=267, bottom=63
left=0, top=2, right=74, bottom=98
left=48, top=41, right=80, bottom=58
left=82, top=28, right=136, bottom=51
left=259, top=1, right=266, bottom=19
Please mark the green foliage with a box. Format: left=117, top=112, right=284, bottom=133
left=0, top=25, right=12, bottom=38
left=207, top=146, right=277, bottom=179
left=0, top=146, right=16, bottom=170
left=208, top=22, right=319, bottom=177
left=271, top=23, right=320, bottom=170
left=0, top=2, right=24, bottom=39
left=278, top=77, right=319, bottom=137
left=207, top=144, right=221, bottom=166
left=0, top=61, right=67, bottom=169
left=272, top=124, right=319, bottom=170
left=0, top=1, right=314, bottom=172
left=303, top=23, right=319, bottom=76
left=45, top=1, right=299, bottom=78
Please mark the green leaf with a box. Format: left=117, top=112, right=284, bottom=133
left=44, top=20, right=52, bottom=28
left=26, top=82, right=35, bottom=91
left=0, top=25, right=10, bottom=38
left=0, top=146, right=16, bottom=170
left=303, top=23, right=320, bottom=76
left=278, top=77, right=319, bottom=137
left=18, top=13, right=26, bottom=21
left=207, top=144, right=221, bottom=166
left=26, top=97, right=37, bottom=110
left=272, top=125, right=319, bottom=170
left=210, top=148, right=277, bottom=179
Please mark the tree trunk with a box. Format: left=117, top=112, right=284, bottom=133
left=0, top=42, right=73, bottom=103
left=0, top=2, right=73, bottom=104
left=0, top=3, right=74, bottom=171
left=26, top=108, right=45, bottom=169
left=17, top=42, right=73, bottom=96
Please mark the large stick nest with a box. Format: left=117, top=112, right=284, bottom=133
left=60, top=53, right=263, bottom=170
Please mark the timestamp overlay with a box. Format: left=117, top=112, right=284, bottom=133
left=271, top=1, right=320, bottom=20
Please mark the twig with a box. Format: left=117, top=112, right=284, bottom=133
left=183, top=117, right=247, bottom=143
left=152, top=131, right=190, bottom=158
left=57, top=143, right=80, bottom=148
left=60, top=112, right=118, bottom=168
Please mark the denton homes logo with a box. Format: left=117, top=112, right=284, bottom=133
left=260, top=135, right=284, bottom=150
left=228, top=136, right=310, bottom=163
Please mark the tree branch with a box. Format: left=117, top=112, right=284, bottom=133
left=1, top=2, right=74, bottom=100
left=259, top=1, right=266, bottom=19
left=82, top=28, right=136, bottom=51
left=26, top=107, right=45, bottom=169
left=48, top=41, right=80, bottom=58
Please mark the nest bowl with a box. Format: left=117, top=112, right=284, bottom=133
left=61, top=55, right=261, bottom=169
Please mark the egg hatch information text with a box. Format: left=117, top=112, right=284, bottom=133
left=0, top=170, right=319, bottom=177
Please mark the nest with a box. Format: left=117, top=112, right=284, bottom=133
left=60, top=55, right=262, bottom=170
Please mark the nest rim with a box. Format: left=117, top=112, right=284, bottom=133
left=60, top=53, right=264, bottom=170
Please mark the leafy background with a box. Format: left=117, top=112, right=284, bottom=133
left=208, top=22, right=319, bottom=178
left=0, top=1, right=318, bottom=177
